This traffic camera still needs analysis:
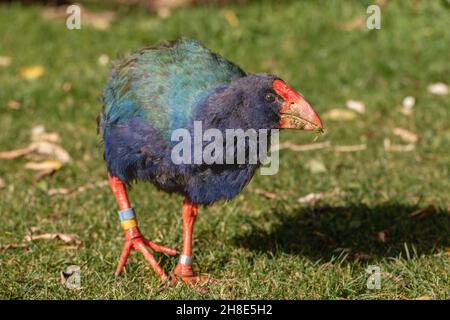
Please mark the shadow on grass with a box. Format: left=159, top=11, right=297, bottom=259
left=233, top=203, right=450, bottom=261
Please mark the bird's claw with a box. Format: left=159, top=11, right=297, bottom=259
left=170, top=263, right=217, bottom=292
left=114, top=236, right=178, bottom=280
left=158, top=273, right=216, bottom=293
left=144, top=239, right=179, bottom=256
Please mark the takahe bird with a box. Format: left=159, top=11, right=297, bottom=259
left=98, top=38, right=323, bottom=286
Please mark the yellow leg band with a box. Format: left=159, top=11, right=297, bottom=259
left=121, top=218, right=137, bottom=230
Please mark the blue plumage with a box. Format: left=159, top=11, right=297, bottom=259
left=100, top=38, right=281, bottom=204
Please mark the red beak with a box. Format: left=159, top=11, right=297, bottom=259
left=273, top=80, right=323, bottom=131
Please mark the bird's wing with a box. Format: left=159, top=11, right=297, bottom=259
left=100, top=38, right=246, bottom=139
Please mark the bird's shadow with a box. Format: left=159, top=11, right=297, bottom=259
left=233, top=203, right=450, bottom=261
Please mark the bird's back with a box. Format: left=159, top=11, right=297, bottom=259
left=99, top=38, right=245, bottom=139
left=99, top=39, right=252, bottom=203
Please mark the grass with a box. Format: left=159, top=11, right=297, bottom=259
left=0, top=0, right=449, bottom=299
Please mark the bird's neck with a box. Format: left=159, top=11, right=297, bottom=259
left=193, top=83, right=246, bottom=131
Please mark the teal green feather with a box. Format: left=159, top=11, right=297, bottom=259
left=100, top=38, right=246, bottom=138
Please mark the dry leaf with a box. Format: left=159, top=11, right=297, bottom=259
left=401, top=96, right=415, bottom=115
left=340, top=16, right=365, bottom=31
left=7, top=100, right=21, bottom=110
left=0, top=243, right=29, bottom=251
left=416, top=296, right=433, bottom=300
left=31, top=126, right=61, bottom=143
left=29, top=141, right=71, bottom=163
left=31, top=126, right=52, bottom=141
left=374, top=230, right=388, bottom=242
left=19, top=65, right=45, bottom=80
left=322, top=108, right=357, bottom=121
left=354, top=252, right=372, bottom=261
left=0, top=177, right=4, bottom=190
left=305, top=159, right=327, bottom=173
left=276, top=141, right=331, bottom=152
left=410, top=206, right=435, bottom=219
left=382, top=272, right=405, bottom=287
left=41, top=6, right=115, bottom=30
left=61, top=265, right=81, bottom=289
left=58, top=245, right=80, bottom=250
left=31, top=125, right=45, bottom=137
left=298, top=192, right=324, bottom=204
left=346, top=100, right=365, bottom=114
left=47, top=187, right=73, bottom=196
left=98, top=54, right=109, bottom=66
left=252, top=188, right=278, bottom=199
left=384, top=138, right=415, bottom=152
left=157, top=8, right=171, bottom=19
left=41, top=7, right=65, bottom=19
left=62, top=82, right=72, bottom=92
left=148, top=0, right=194, bottom=12
left=0, top=55, right=11, bottom=67
left=48, top=180, right=108, bottom=197
left=49, top=211, right=65, bottom=220
left=333, top=144, right=367, bottom=152
left=83, top=153, right=92, bottom=161
left=32, top=168, right=55, bottom=182
left=25, top=233, right=82, bottom=245
left=393, top=128, right=418, bottom=143
left=84, top=11, right=115, bottom=30
left=0, top=146, right=34, bottom=159
left=0, top=141, right=70, bottom=163
left=334, top=247, right=351, bottom=253
left=76, top=180, right=108, bottom=193
left=317, top=262, right=332, bottom=273
left=312, top=232, right=329, bottom=241
left=298, top=188, right=343, bottom=204
left=27, top=226, right=41, bottom=234
left=427, top=82, right=449, bottom=96
left=402, top=96, right=415, bottom=108
left=278, top=142, right=366, bottom=153
left=24, top=160, right=63, bottom=171
left=313, top=231, right=335, bottom=244
left=223, top=10, right=239, bottom=28
left=32, top=132, right=60, bottom=143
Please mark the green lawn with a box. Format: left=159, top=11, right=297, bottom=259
left=0, top=0, right=449, bottom=299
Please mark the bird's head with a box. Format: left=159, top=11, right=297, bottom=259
left=203, top=74, right=323, bottom=132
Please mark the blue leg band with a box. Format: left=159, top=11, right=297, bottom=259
left=118, top=208, right=136, bottom=221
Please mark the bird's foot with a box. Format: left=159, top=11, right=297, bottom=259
left=174, top=263, right=216, bottom=284
left=158, top=264, right=216, bottom=293
left=114, top=227, right=178, bottom=281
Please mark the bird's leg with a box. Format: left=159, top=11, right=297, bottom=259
left=173, top=198, right=213, bottom=285
left=108, top=174, right=178, bottom=281
left=174, top=198, right=197, bottom=277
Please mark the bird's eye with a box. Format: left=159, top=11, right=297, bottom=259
left=264, top=92, right=276, bottom=103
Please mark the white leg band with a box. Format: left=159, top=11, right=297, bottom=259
left=179, top=255, right=192, bottom=265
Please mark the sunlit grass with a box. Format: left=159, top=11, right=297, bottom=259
left=0, top=0, right=449, bottom=299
